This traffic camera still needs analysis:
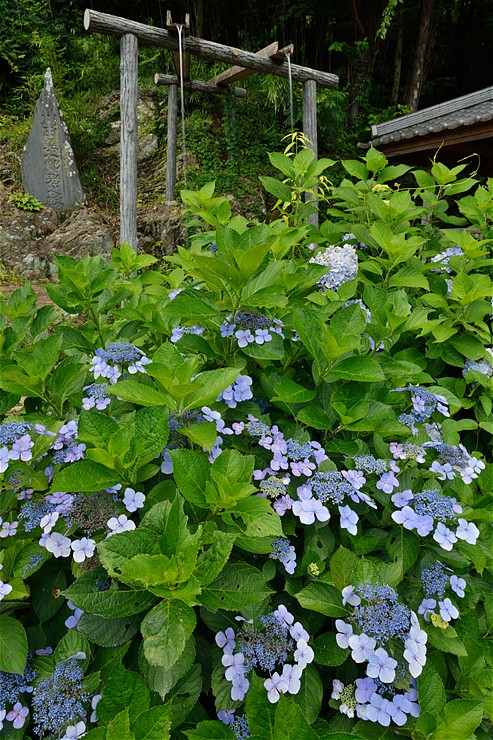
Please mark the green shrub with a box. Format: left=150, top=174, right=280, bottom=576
left=0, top=146, right=491, bottom=739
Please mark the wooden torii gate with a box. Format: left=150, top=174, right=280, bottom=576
left=83, top=9, right=339, bottom=248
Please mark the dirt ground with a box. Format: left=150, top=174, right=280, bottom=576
left=0, top=282, right=52, bottom=308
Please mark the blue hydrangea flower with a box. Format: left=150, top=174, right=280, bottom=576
left=90, top=343, right=150, bottom=382
left=309, top=243, right=358, bottom=292
left=270, top=537, right=297, bottom=574
left=32, top=659, right=88, bottom=737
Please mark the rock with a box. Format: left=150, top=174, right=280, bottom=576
left=0, top=202, right=115, bottom=280
left=138, top=202, right=184, bottom=256
left=46, top=209, right=115, bottom=262
left=138, top=132, right=159, bottom=163
left=102, top=96, right=159, bottom=162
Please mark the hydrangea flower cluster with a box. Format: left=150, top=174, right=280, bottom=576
left=218, top=711, right=250, bottom=739
left=331, top=678, right=420, bottom=727
left=217, top=374, right=253, bottom=408
left=393, top=384, right=450, bottom=435
left=0, top=655, right=37, bottom=731
left=418, top=561, right=465, bottom=622
left=391, top=487, right=479, bottom=550
left=90, top=342, right=150, bottom=383
left=430, top=245, right=464, bottom=273
left=424, top=440, right=486, bottom=484
left=216, top=605, right=313, bottom=705
left=81, top=382, right=111, bottom=410
left=234, top=418, right=405, bottom=530
left=463, top=355, right=493, bottom=379
left=0, top=420, right=55, bottom=473
left=270, top=536, right=297, bottom=574
left=170, top=325, right=205, bottom=342
left=220, top=311, right=284, bottom=348
left=309, top=238, right=358, bottom=292
left=245, top=417, right=327, bottom=477
left=31, top=659, right=88, bottom=738
left=334, top=584, right=426, bottom=727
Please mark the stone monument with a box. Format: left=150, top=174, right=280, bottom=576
left=21, top=68, right=86, bottom=209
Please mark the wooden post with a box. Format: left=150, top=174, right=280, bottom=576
left=166, top=83, right=178, bottom=202
left=120, top=33, right=139, bottom=250
left=303, top=79, right=318, bottom=228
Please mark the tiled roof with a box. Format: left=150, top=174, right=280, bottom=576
left=369, top=86, right=493, bottom=147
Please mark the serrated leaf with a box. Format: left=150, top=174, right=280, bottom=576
left=108, top=379, right=174, bottom=407
left=51, top=460, right=120, bottom=491
left=131, top=705, right=172, bottom=740
left=329, top=547, right=359, bottom=591
left=194, top=531, right=236, bottom=586
left=184, top=721, right=235, bottom=739
left=0, top=616, right=28, bottom=674
left=434, top=699, right=484, bottom=740
left=314, top=631, right=349, bottom=667
left=106, top=709, right=135, bottom=740
left=199, top=563, right=271, bottom=612
left=326, top=355, right=385, bottom=382
left=141, top=600, right=196, bottom=669
left=295, top=582, right=348, bottom=617
left=418, top=660, right=446, bottom=715
left=273, top=694, right=319, bottom=739
left=78, top=613, right=142, bottom=647
left=98, top=664, right=150, bottom=724
left=273, top=378, right=317, bottom=404
left=169, top=449, right=210, bottom=507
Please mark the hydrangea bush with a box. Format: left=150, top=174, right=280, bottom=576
left=0, top=144, right=491, bottom=740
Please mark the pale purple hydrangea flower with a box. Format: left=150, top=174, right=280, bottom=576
left=122, top=487, right=145, bottom=513
left=264, top=672, right=288, bottom=703
left=43, top=532, right=72, bottom=558
left=450, top=575, right=466, bottom=598
left=433, top=522, right=457, bottom=551
left=439, top=598, right=459, bottom=622
left=292, top=485, right=330, bottom=525
left=348, top=632, right=376, bottom=663
left=71, top=537, right=96, bottom=563
left=366, top=648, right=397, bottom=683
left=335, top=620, right=353, bottom=649
left=455, top=518, right=479, bottom=544
left=339, top=505, right=358, bottom=535
left=6, top=703, right=29, bottom=730
left=106, top=514, right=136, bottom=536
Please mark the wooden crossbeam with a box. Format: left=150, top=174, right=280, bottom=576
left=208, top=42, right=279, bottom=86
left=83, top=10, right=339, bottom=88
left=154, top=74, right=247, bottom=97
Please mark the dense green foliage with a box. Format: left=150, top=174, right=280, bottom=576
left=0, top=145, right=491, bottom=738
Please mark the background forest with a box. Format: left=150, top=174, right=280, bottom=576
left=1, top=0, right=493, bottom=210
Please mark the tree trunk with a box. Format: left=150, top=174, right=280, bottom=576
left=390, top=18, right=403, bottom=105
left=404, top=0, right=434, bottom=111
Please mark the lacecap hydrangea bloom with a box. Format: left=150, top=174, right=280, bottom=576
left=333, top=584, right=426, bottom=727
left=216, top=605, right=312, bottom=704
left=90, top=342, right=150, bottom=383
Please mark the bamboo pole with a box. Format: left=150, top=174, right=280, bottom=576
left=120, top=33, right=139, bottom=249
left=84, top=10, right=339, bottom=89
left=165, top=83, right=178, bottom=202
